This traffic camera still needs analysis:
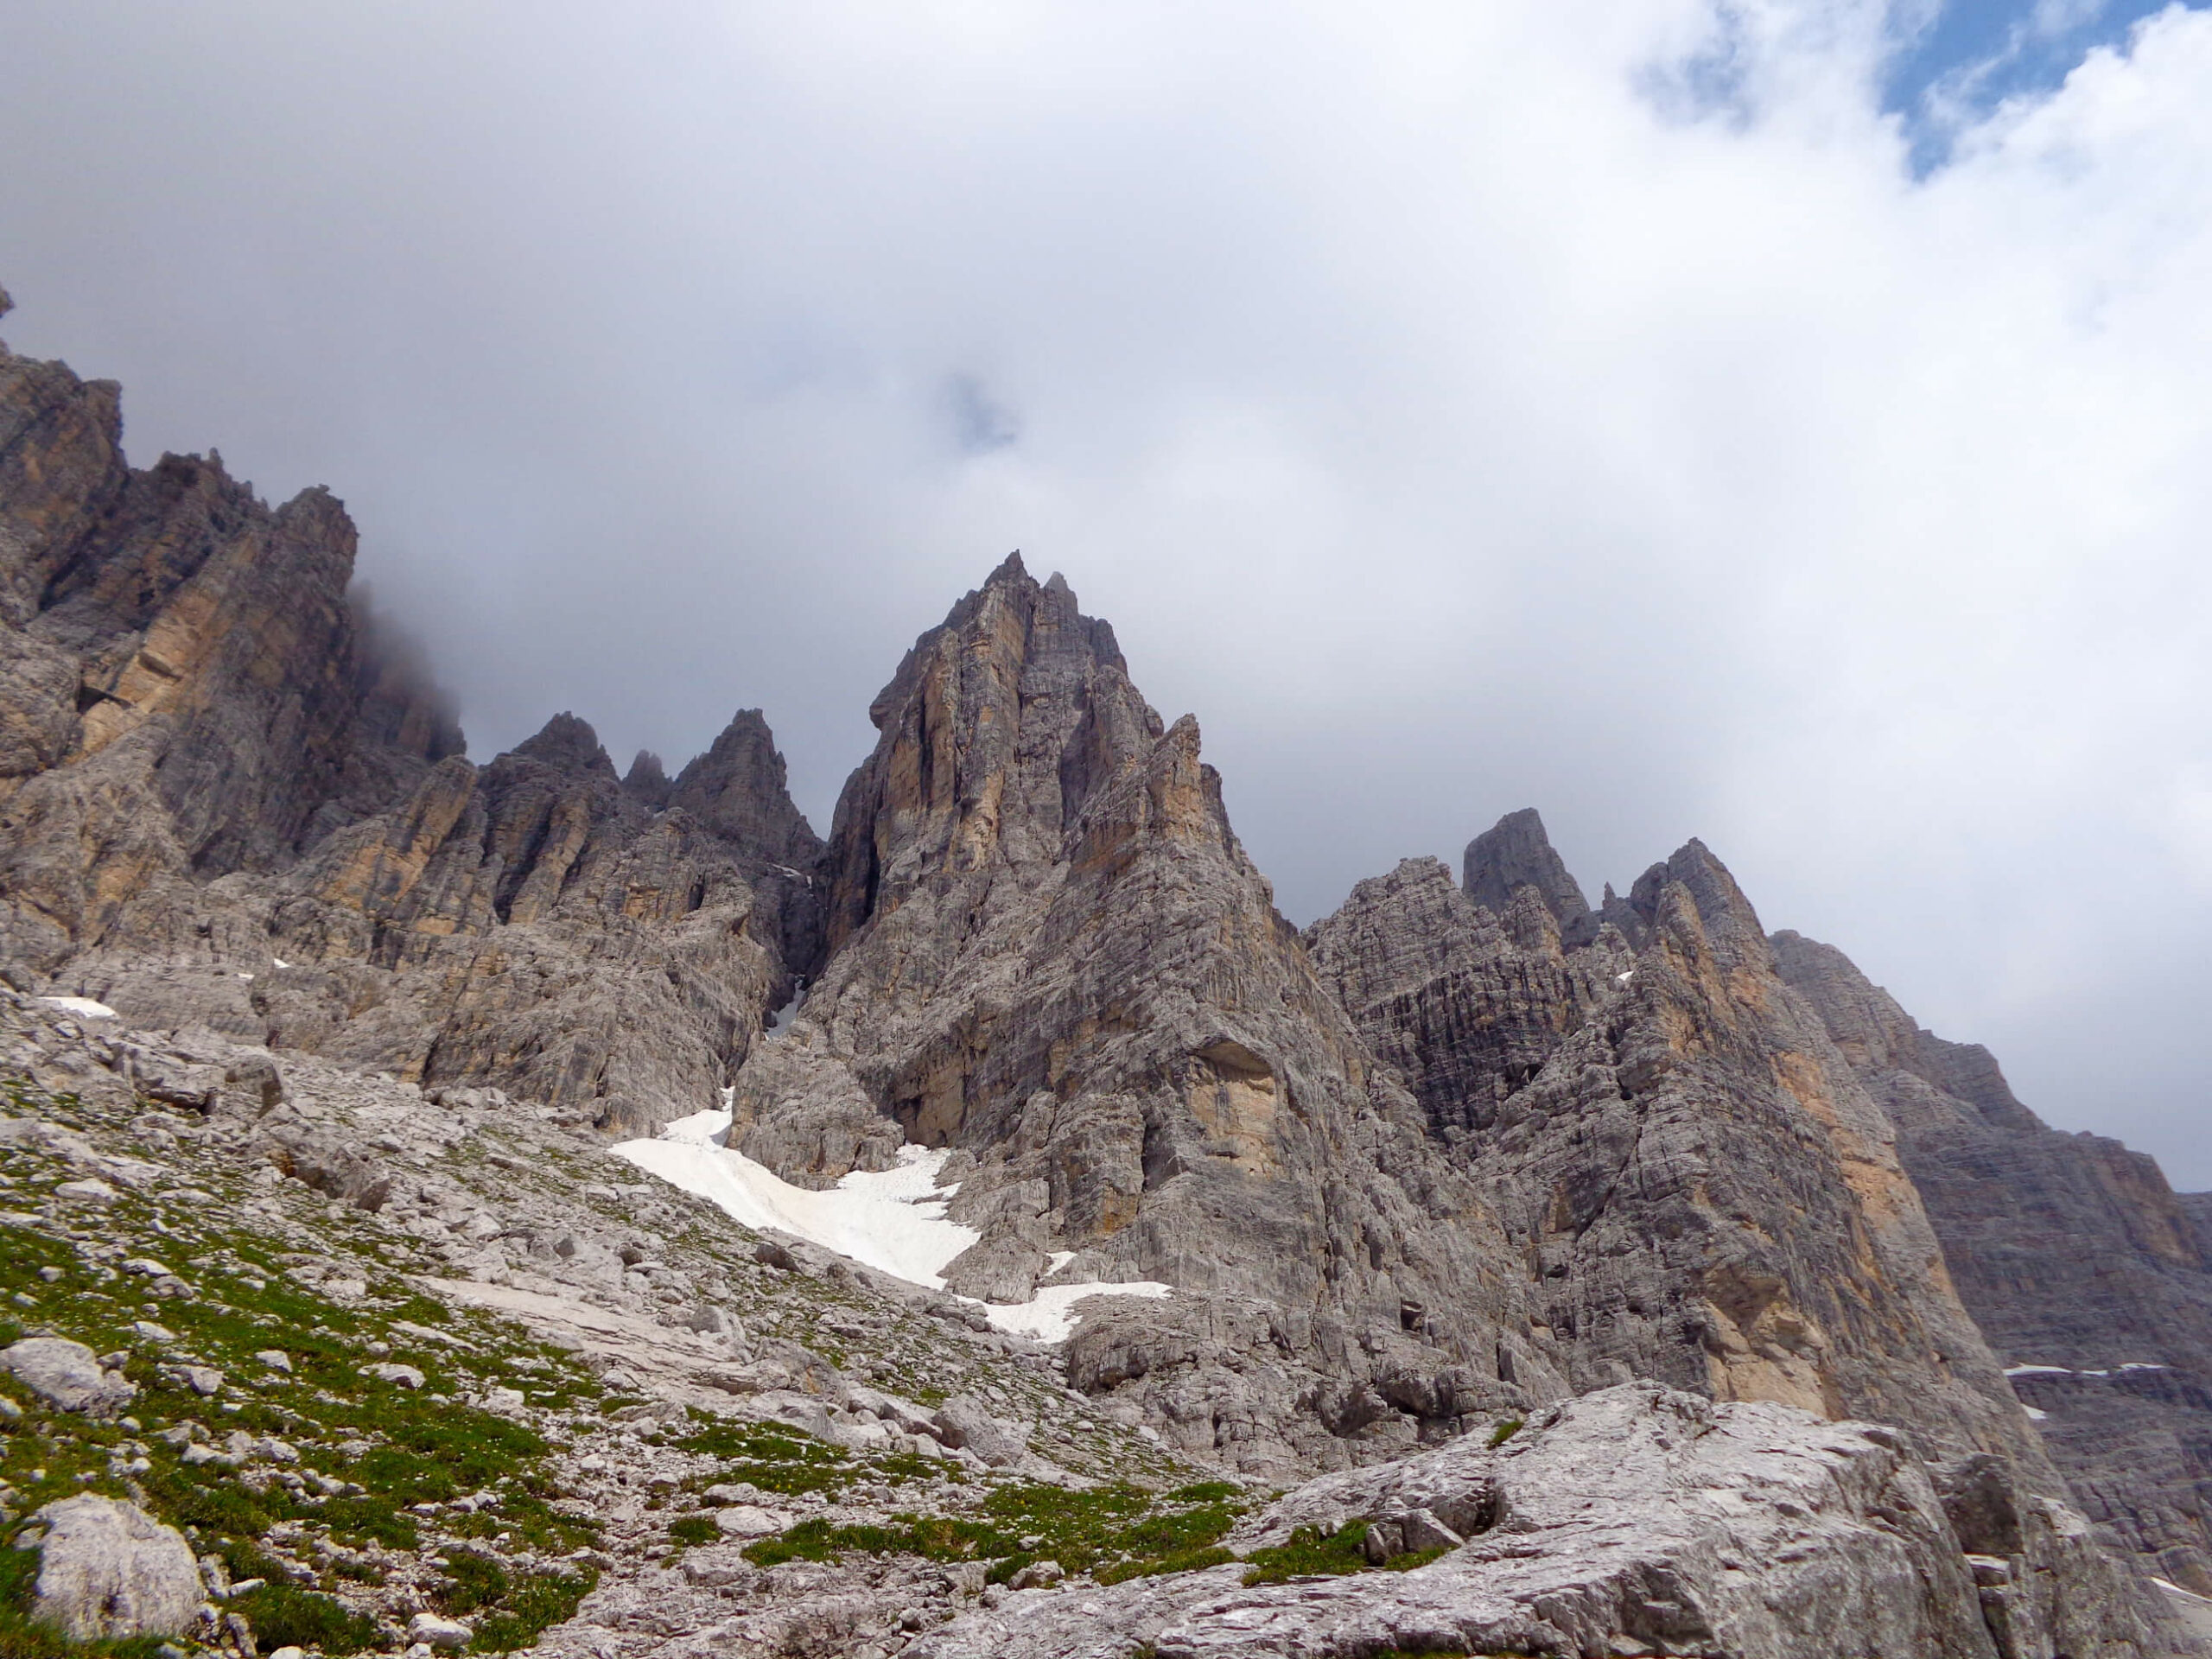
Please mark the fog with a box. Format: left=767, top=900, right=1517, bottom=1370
left=4, top=1, right=2209, bottom=1179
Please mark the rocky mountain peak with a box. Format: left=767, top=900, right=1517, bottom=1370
left=509, top=711, right=619, bottom=779
left=1462, top=807, right=1590, bottom=929
left=665, top=708, right=820, bottom=868
left=828, top=556, right=1154, bottom=953
left=1627, top=835, right=1774, bottom=969
left=620, top=747, right=672, bottom=808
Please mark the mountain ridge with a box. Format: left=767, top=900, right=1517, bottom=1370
left=4, top=300, right=2209, bottom=1656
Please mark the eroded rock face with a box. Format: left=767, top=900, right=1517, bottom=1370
left=734, top=556, right=1563, bottom=1478
left=0, top=332, right=823, bottom=1130
left=915, top=1382, right=2181, bottom=1659
left=1308, top=820, right=2054, bottom=1488
left=1774, top=929, right=2212, bottom=1594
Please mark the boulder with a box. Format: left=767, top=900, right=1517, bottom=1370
left=408, top=1611, right=473, bottom=1650
left=0, top=1338, right=135, bottom=1417
left=29, top=1495, right=200, bottom=1639
left=932, top=1395, right=1031, bottom=1468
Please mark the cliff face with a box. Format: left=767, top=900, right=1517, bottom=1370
left=733, top=556, right=1567, bottom=1478
left=0, top=323, right=821, bottom=1131
left=1773, top=930, right=2212, bottom=1594
left=1308, top=823, right=2056, bottom=1490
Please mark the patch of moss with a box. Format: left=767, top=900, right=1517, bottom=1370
left=1486, top=1418, right=1522, bottom=1447
left=666, top=1414, right=855, bottom=1497
left=230, top=1581, right=378, bottom=1656
left=1237, top=1522, right=1446, bottom=1586
left=466, top=1570, right=595, bottom=1654
left=666, top=1514, right=720, bottom=1548
left=434, top=1550, right=512, bottom=1616
left=1237, top=1522, right=1372, bottom=1585
left=743, top=1479, right=1246, bottom=1585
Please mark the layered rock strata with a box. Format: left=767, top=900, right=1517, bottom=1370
left=1307, top=826, right=2054, bottom=1488
left=1774, top=930, right=2212, bottom=1594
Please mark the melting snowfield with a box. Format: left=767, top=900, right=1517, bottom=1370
left=613, top=1109, right=1169, bottom=1343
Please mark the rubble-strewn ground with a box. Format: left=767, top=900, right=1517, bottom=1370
left=0, top=993, right=1240, bottom=1659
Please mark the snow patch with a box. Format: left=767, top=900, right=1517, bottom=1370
left=2120, top=1362, right=2168, bottom=1372
left=2022, top=1404, right=2050, bottom=1421
left=2005, top=1363, right=2072, bottom=1376
left=35, top=996, right=118, bottom=1020
left=615, top=1111, right=1173, bottom=1341
left=616, top=1116, right=975, bottom=1287
left=980, top=1281, right=1171, bottom=1344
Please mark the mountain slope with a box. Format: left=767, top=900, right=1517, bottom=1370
left=732, top=556, right=1562, bottom=1478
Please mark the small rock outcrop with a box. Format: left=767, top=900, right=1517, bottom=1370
left=28, top=1495, right=200, bottom=1640
left=915, top=1382, right=2177, bottom=1659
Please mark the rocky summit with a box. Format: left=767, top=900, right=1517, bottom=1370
left=3, top=296, right=2210, bottom=1659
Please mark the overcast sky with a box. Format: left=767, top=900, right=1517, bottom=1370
left=4, top=0, right=2209, bottom=1182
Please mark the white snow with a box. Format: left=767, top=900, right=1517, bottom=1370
left=2004, top=1363, right=2073, bottom=1376
left=2022, top=1405, right=2050, bottom=1421
left=614, top=1110, right=1172, bottom=1342
left=766, top=985, right=806, bottom=1036
left=35, top=996, right=118, bottom=1020
left=272, top=958, right=291, bottom=969
left=982, top=1280, right=1172, bottom=1344
left=1615, top=969, right=1635, bottom=987
left=2120, top=1362, right=2168, bottom=1372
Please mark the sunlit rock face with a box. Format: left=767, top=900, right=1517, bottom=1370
left=1775, top=927, right=2212, bottom=1595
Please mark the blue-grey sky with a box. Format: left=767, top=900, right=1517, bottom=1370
left=3, top=1, right=2209, bottom=1186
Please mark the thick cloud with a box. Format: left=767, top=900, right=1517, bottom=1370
left=3, top=2, right=2209, bottom=1179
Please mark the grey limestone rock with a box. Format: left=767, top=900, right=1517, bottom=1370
left=731, top=555, right=1562, bottom=1478
left=1310, top=826, right=2053, bottom=1490
left=1463, top=805, right=1592, bottom=931
left=932, top=1394, right=1032, bottom=1467
left=1, top=1337, right=135, bottom=1417
left=0, top=330, right=825, bottom=1134
left=28, top=1494, right=200, bottom=1639
left=915, top=1382, right=2182, bottom=1659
